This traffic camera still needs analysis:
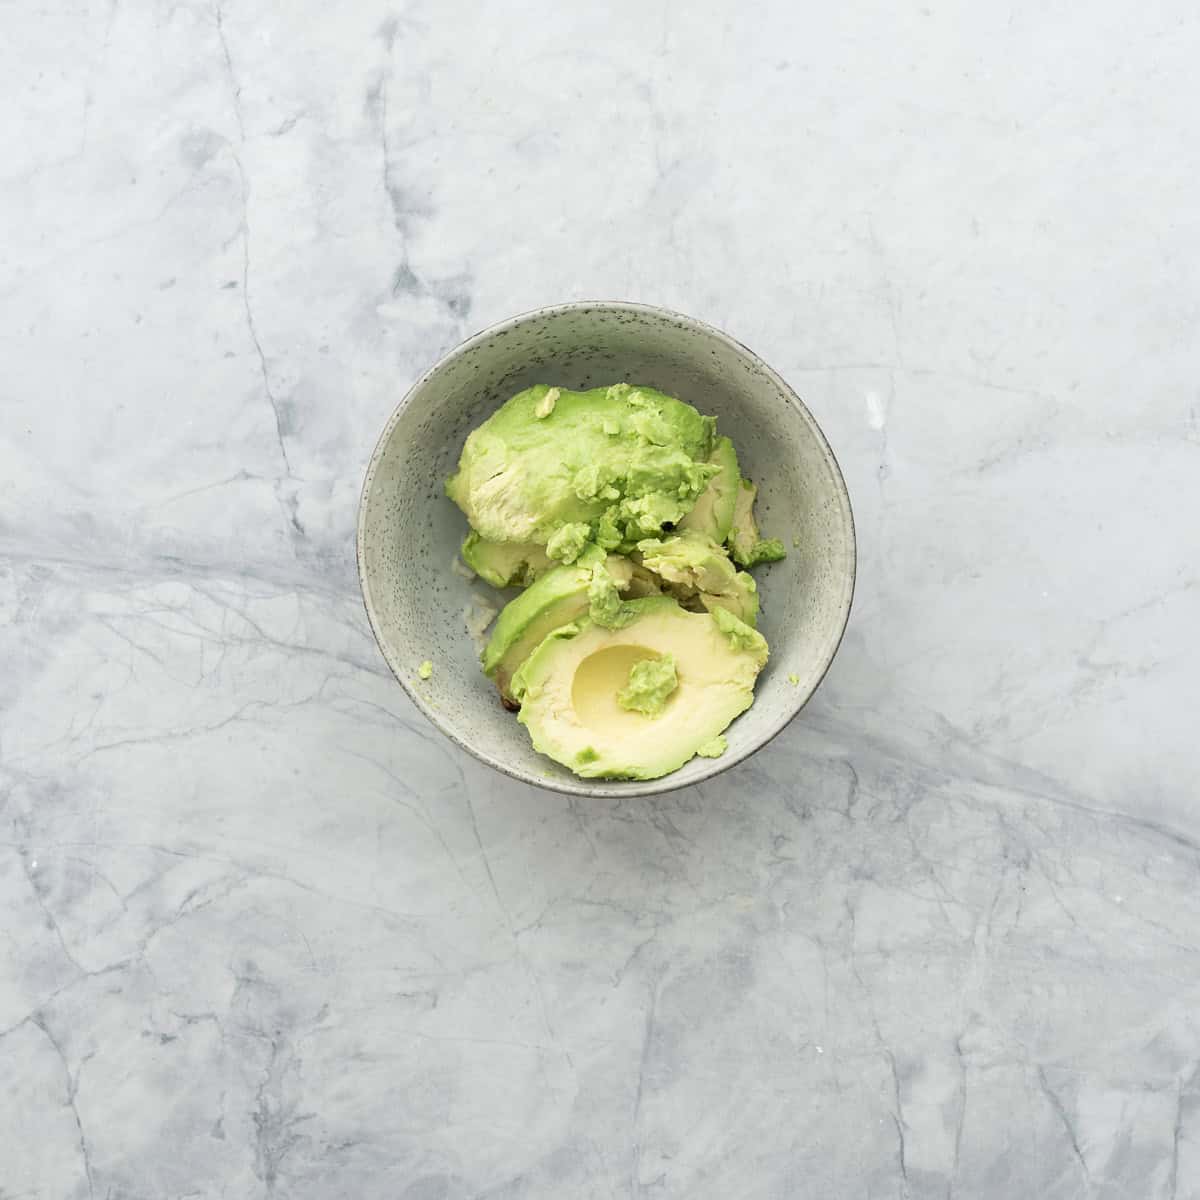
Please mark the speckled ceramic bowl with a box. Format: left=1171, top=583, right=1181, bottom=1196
left=357, top=302, right=855, bottom=796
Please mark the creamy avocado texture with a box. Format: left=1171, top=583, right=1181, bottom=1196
left=461, top=532, right=551, bottom=588
left=482, top=547, right=634, bottom=702
left=678, top=435, right=739, bottom=543
left=728, top=478, right=787, bottom=567
left=446, top=384, right=718, bottom=547
left=636, top=531, right=759, bottom=626
left=511, top=597, right=768, bottom=780
left=447, top=381, right=787, bottom=780
left=617, top=653, right=678, bottom=716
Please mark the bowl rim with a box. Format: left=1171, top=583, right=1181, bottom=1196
left=356, top=299, right=857, bottom=797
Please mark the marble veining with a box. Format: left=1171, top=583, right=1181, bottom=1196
left=2, top=1, right=1199, bottom=1197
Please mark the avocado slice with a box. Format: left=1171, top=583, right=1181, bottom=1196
left=637, top=531, right=759, bottom=626
left=461, top=532, right=552, bottom=588
left=678, top=435, right=740, bottom=543
left=446, top=384, right=718, bottom=546
left=482, top=550, right=634, bottom=702
left=511, top=596, right=769, bottom=780
left=727, top=478, right=787, bottom=568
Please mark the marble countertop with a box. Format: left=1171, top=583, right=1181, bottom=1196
left=4, top=2, right=1199, bottom=1197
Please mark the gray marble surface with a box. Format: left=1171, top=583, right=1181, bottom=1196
left=3, top=2, right=1199, bottom=1197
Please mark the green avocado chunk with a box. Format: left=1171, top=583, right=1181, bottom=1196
left=446, top=384, right=718, bottom=547
left=461, top=532, right=552, bottom=588
left=710, top=604, right=769, bottom=656
left=616, top=653, right=678, bottom=716
left=637, top=530, right=759, bottom=626
left=727, top=477, right=787, bottom=568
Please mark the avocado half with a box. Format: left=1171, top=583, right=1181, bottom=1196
left=510, top=596, right=769, bottom=780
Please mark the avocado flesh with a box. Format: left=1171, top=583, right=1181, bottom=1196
left=511, top=597, right=768, bottom=780
left=637, top=531, right=759, bottom=627
left=678, top=436, right=740, bottom=543
left=461, top=532, right=552, bottom=588
left=446, top=384, right=718, bottom=546
left=483, top=552, right=634, bottom=702
left=445, top=382, right=788, bottom=781
left=727, top=477, right=787, bottom=568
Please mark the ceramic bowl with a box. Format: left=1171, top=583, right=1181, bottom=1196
left=357, top=302, right=855, bottom=796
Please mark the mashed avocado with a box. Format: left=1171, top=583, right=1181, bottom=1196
left=616, top=653, right=678, bottom=716
left=446, top=381, right=787, bottom=779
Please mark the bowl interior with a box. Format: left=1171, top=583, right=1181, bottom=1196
left=358, top=303, right=855, bottom=796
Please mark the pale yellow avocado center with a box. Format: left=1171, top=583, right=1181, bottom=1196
left=572, top=645, right=674, bottom=731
